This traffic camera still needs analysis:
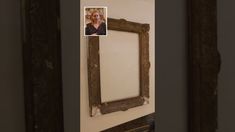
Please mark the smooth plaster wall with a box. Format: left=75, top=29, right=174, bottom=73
left=217, top=0, right=235, bottom=132
left=99, top=31, right=140, bottom=102
left=0, top=0, right=25, bottom=132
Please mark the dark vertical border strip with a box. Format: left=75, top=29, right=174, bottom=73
left=78, top=1, right=81, bottom=131
left=188, top=0, right=220, bottom=132
left=21, top=0, right=33, bottom=131
left=21, top=0, right=64, bottom=131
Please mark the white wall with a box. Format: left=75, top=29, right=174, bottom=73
left=99, top=31, right=140, bottom=102
left=80, top=0, right=155, bottom=132
left=0, top=0, right=25, bottom=132
left=217, top=0, right=235, bottom=132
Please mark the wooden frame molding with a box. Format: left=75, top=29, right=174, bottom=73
left=87, top=18, right=150, bottom=116
left=188, top=0, right=220, bottom=132
left=21, top=0, right=64, bottom=132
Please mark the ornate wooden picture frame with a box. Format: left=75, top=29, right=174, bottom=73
left=87, top=18, right=150, bottom=116
left=21, top=0, right=220, bottom=131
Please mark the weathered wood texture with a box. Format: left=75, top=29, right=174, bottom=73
left=188, top=0, right=220, bottom=132
left=21, top=0, right=64, bottom=132
left=88, top=18, right=150, bottom=116
left=100, top=97, right=145, bottom=114
left=87, top=36, right=102, bottom=116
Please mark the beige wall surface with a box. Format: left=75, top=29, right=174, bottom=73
left=80, top=0, right=155, bottom=132
left=99, top=30, right=140, bottom=102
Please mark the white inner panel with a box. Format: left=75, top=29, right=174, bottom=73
left=99, top=30, right=140, bottom=103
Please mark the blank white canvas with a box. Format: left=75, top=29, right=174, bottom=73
left=99, top=30, right=140, bottom=103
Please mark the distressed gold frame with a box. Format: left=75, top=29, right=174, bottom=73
left=88, top=18, right=150, bottom=116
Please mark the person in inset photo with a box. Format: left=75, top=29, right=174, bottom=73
left=85, top=8, right=107, bottom=36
